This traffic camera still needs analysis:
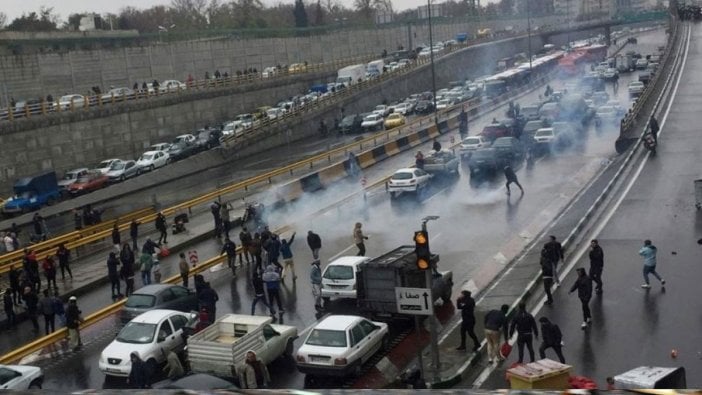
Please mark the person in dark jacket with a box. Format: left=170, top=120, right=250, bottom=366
left=262, top=264, right=283, bottom=315
left=155, top=212, right=167, bottom=244
left=538, top=317, right=565, bottom=363
left=280, top=232, right=296, bottom=281
left=569, top=268, right=593, bottom=329
left=649, top=115, right=659, bottom=144
left=432, top=140, right=441, bottom=152
left=129, top=220, right=139, bottom=252
left=307, top=231, right=322, bottom=260
left=128, top=352, right=148, bottom=389
left=509, top=302, right=539, bottom=363
left=238, top=228, right=253, bottom=265
left=42, top=256, right=58, bottom=292
left=107, top=252, right=121, bottom=298
left=39, top=289, right=55, bottom=334
left=111, top=223, right=121, bottom=251
left=588, top=239, right=604, bottom=294
left=74, top=210, right=83, bottom=231
left=66, top=296, right=83, bottom=350
left=540, top=248, right=555, bottom=305
left=543, top=236, right=564, bottom=284
left=265, top=235, right=281, bottom=268
left=56, top=243, right=73, bottom=280
left=3, top=288, right=15, bottom=328
left=198, top=283, right=219, bottom=323
left=23, top=286, right=39, bottom=332
left=210, top=201, right=222, bottom=238
left=484, top=304, right=509, bottom=363
left=221, top=238, right=238, bottom=276
left=504, top=166, right=524, bottom=195
left=142, top=238, right=160, bottom=255
left=251, top=233, right=263, bottom=272
left=456, top=290, right=480, bottom=352
left=9, top=266, right=21, bottom=305
left=251, top=273, right=273, bottom=315
left=120, top=243, right=135, bottom=295
left=23, top=250, right=41, bottom=291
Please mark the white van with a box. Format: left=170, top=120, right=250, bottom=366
left=320, top=256, right=371, bottom=301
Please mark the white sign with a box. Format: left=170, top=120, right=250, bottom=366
left=395, top=287, right=433, bottom=316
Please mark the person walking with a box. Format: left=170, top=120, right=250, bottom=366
left=484, top=304, right=509, bottom=363
left=220, top=201, right=232, bottom=238
left=66, top=296, right=83, bottom=350
left=538, top=317, right=565, bottom=363
left=3, top=288, right=15, bottom=329
left=251, top=233, right=263, bottom=273
left=23, top=286, right=40, bottom=333
left=127, top=352, right=148, bottom=389
left=23, top=250, right=41, bottom=292
left=280, top=232, right=297, bottom=281
left=139, top=251, right=153, bottom=286
left=251, top=273, right=273, bottom=315
left=111, top=223, right=121, bottom=252
left=238, top=227, right=253, bottom=265
left=155, top=212, right=168, bottom=245
left=221, top=238, right=238, bottom=276
left=540, top=248, right=555, bottom=305
left=509, top=302, right=539, bottom=363
left=210, top=201, right=222, bottom=238
left=353, top=223, right=368, bottom=256
left=307, top=230, right=322, bottom=260
left=42, top=256, right=58, bottom=292
left=238, top=350, right=270, bottom=389
left=262, top=264, right=283, bottom=315
left=504, top=165, right=524, bottom=195
left=107, top=252, right=122, bottom=299
left=456, top=290, right=480, bottom=352
left=569, top=268, right=593, bottom=329
left=310, top=260, right=323, bottom=311
left=639, top=239, right=665, bottom=288
left=198, top=282, right=219, bottom=323
left=53, top=290, right=65, bottom=327
left=649, top=115, right=660, bottom=144
left=129, top=220, right=139, bottom=252
left=543, top=236, right=564, bottom=284
left=178, top=253, right=189, bottom=287
left=56, top=243, right=73, bottom=280
left=40, top=289, right=56, bottom=334
left=265, top=235, right=281, bottom=268
left=588, top=239, right=604, bottom=294
left=120, top=257, right=136, bottom=297
left=8, top=266, right=21, bottom=305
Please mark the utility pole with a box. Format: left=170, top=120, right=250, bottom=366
left=527, top=0, right=533, bottom=71
left=427, top=0, right=439, bottom=127
left=421, top=215, right=440, bottom=383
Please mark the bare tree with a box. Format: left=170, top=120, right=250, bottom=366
left=0, top=12, right=7, bottom=29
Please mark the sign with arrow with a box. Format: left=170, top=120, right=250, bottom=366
left=395, top=286, right=433, bottom=316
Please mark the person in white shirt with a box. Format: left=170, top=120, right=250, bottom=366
left=3, top=233, right=15, bottom=252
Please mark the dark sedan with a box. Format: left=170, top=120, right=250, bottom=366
left=415, top=100, right=435, bottom=115
left=338, top=114, right=363, bottom=134
left=468, top=148, right=500, bottom=176
left=120, top=284, right=198, bottom=323
left=167, top=141, right=200, bottom=161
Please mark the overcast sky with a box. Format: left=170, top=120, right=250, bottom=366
left=2, top=0, right=483, bottom=22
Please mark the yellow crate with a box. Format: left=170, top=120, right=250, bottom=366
left=507, top=358, right=572, bottom=390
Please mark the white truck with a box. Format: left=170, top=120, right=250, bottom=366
left=187, top=314, right=298, bottom=379
left=366, top=59, right=385, bottom=78
left=336, top=64, right=366, bottom=87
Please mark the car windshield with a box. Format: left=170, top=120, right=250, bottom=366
left=77, top=175, right=93, bottom=183
left=64, top=172, right=78, bottom=180
left=110, top=162, right=125, bottom=170
left=392, top=172, right=413, bottom=180
left=140, top=154, right=154, bottom=161
left=305, top=329, right=347, bottom=347
left=463, top=138, right=481, bottom=145
left=388, top=114, right=401, bottom=120
left=341, top=116, right=355, bottom=124
left=535, top=130, right=553, bottom=137
left=524, top=121, right=542, bottom=131
left=117, top=322, right=157, bottom=344
left=98, top=161, right=112, bottom=168
left=472, top=150, right=494, bottom=159
left=125, top=294, right=156, bottom=309
left=364, top=115, right=378, bottom=121
left=323, top=265, right=354, bottom=280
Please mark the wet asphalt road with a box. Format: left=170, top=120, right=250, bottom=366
left=21, top=30, right=669, bottom=390
left=476, top=22, right=702, bottom=389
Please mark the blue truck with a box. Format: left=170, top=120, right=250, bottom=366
left=2, top=171, right=60, bottom=215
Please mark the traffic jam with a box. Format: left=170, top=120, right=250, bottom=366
left=0, top=26, right=666, bottom=391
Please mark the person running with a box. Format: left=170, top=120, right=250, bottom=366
left=639, top=239, right=665, bottom=288
left=569, top=268, right=593, bottom=329
left=538, top=317, right=565, bottom=363
left=540, top=248, right=555, bottom=305
left=504, top=166, right=524, bottom=195
left=307, top=231, right=322, bottom=260
left=456, top=290, right=480, bottom=352
left=310, top=260, right=323, bottom=312
left=509, top=302, right=539, bottom=363
left=353, top=223, right=368, bottom=256
left=221, top=238, right=238, bottom=276
left=484, top=304, right=509, bottom=363
left=280, top=232, right=297, bottom=281
left=588, top=239, right=604, bottom=294
left=543, top=236, right=564, bottom=284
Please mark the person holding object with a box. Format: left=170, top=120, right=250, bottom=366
left=353, top=222, right=368, bottom=256
left=483, top=304, right=509, bottom=363
left=569, top=268, right=593, bottom=329
left=639, top=239, right=665, bottom=288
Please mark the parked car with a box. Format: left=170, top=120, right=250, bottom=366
left=196, top=129, right=223, bottom=150
left=603, top=68, right=618, bottom=80
left=172, top=134, right=197, bottom=146
left=638, top=71, right=651, bottom=85
left=635, top=58, right=649, bottom=70
left=467, top=148, right=500, bottom=175
left=94, top=159, right=123, bottom=175
left=55, top=94, right=86, bottom=110
left=481, top=122, right=512, bottom=142
left=160, top=80, right=187, bottom=92
left=121, top=284, right=198, bottom=324
left=383, top=113, right=406, bottom=129
left=387, top=168, right=431, bottom=197
left=415, top=100, right=434, bottom=115
left=361, top=114, right=384, bottom=131
left=266, top=107, right=285, bottom=120
left=459, top=136, right=489, bottom=158
left=167, top=142, right=200, bottom=161
left=58, top=168, right=89, bottom=194
left=67, top=170, right=109, bottom=195
left=435, top=98, right=454, bottom=110
left=392, top=102, right=414, bottom=115
left=150, top=143, right=171, bottom=152
left=523, top=119, right=546, bottom=138
left=295, top=315, right=389, bottom=377
left=136, top=150, right=170, bottom=173
left=534, top=127, right=556, bottom=145
left=338, top=114, right=363, bottom=134
left=99, top=309, right=195, bottom=377
left=0, top=364, right=43, bottom=389
left=100, top=87, right=135, bottom=102
left=372, top=105, right=391, bottom=117
left=520, top=105, right=541, bottom=121
left=321, top=256, right=371, bottom=302
left=628, top=81, right=645, bottom=97
left=262, top=67, right=278, bottom=78
left=538, top=102, right=560, bottom=121
left=106, top=160, right=139, bottom=182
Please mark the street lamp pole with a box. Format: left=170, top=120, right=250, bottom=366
left=427, top=0, right=439, bottom=126
left=527, top=0, right=532, bottom=71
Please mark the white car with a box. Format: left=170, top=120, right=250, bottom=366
left=387, top=168, right=432, bottom=196
left=534, top=127, right=556, bottom=144
left=295, top=315, right=389, bottom=377
left=136, top=150, right=170, bottom=172
left=173, top=134, right=197, bottom=145
left=95, top=159, right=123, bottom=175
left=150, top=143, right=171, bottom=152
left=628, top=81, right=645, bottom=97
left=0, top=364, right=43, bottom=389
left=222, top=122, right=245, bottom=139
left=266, top=107, right=285, bottom=120
left=372, top=105, right=391, bottom=117
left=262, top=66, right=278, bottom=78
left=106, top=160, right=140, bottom=182
left=99, top=309, right=195, bottom=377
left=56, top=94, right=87, bottom=110
left=605, top=100, right=625, bottom=115
left=160, top=80, right=187, bottom=92
left=459, top=136, right=489, bottom=157
left=100, top=87, right=135, bottom=102
left=603, top=68, right=618, bottom=79
left=320, top=256, right=371, bottom=301
left=392, top=102, right=413, bottom=115
left=435, top=98, right=453, bottom=110
left=361, top=114, right=384, bottom=130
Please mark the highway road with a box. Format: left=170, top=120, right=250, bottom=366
left=475, top=22, right=702, bottom=389
left=6, top=29, right=668, bottom=390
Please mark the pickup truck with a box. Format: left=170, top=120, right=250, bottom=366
left=187, top=314, right=297, bottom=379
left=423, top=149, right=460, bottom=174
left=2, top=172, right=60, bottom=215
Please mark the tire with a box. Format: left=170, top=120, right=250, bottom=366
left=352, top=360, right=363, bottom=377
left=381, top=335, right=390, bottom=351
left=46, top=196, right=56, bottom=206
left=146, top=359, right=158, bottom=377
left=120, top=175, right=126, bottom=182
left=136, top=168, right=142, bottom=176
left=28, top=380, right=42, bottom=389
left=284, top=337, right=295, bottom=358
left=149, top=165, right=155, bottom=172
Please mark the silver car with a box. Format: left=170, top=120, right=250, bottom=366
left=105, top=160, right=139, bottom=182
left=120, top=284, right=198, bottom=323
left=58, top=168, right=89, bottom=194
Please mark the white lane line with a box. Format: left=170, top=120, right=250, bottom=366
left=328, top=244, right=357, bottom=261
left=472, top=24, right=692, bottom=389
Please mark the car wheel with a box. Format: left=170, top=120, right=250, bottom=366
left=28, top=380, right=42, bottom=389
left=120, top=175, right=126, bottom=182
left=149, top=165, right=155, bottom=172
left=166, top=158, right=172, bottom=165
left=146, top=358, right=158, bottom=376
left=284, top=337, right=295, bottom=358
left=381, top=335, right=390, bottom=351
left=352, top=360, right=363, bottom=377
left=46, top=196, right=56, bottom=206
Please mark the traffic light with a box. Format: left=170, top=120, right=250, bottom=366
left=414, top=230, right=431, bottom=270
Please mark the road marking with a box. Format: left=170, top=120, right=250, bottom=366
left=328, top=244, right=356, bottom=261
